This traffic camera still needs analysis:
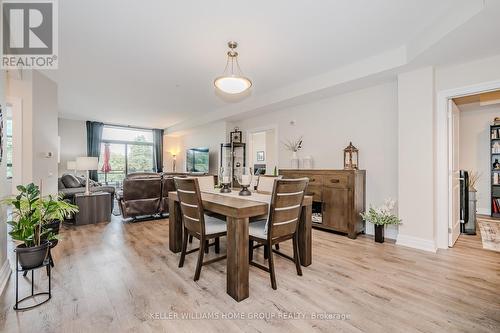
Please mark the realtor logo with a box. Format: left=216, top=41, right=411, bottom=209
left=1, top=0, right=58, bottom=69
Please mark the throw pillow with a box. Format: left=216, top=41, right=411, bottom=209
left=61, top=174, right=82, bottom=188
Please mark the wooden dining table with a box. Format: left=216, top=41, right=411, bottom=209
left=168, top=190, right=313, bottom=302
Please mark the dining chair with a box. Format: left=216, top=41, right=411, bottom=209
left=253, top=174, right=283, bottom=250
left=248, top=178, right=308, bottom=289
left=256, top=175, right=282, bottom=193
left=174, top=177, right=227, bottom=281
left=188, top=175, right=218, bottom=250
left=194, top=175, right=215, bottom=192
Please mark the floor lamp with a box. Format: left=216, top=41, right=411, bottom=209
left=76, top=157, right=99, bottom=195
left=67, top=160, right=77, bottom=176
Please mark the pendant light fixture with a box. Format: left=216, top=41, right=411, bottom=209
left=214, top=41, right=252, bottom=94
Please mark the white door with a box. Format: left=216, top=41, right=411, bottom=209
left=449, top=99, right=461, bottom=247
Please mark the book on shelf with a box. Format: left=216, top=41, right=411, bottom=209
left=492, top=128, right=500, bottom=139
left=493, top=198, right=500, bottom=213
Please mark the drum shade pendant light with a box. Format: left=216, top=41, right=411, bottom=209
left=214, top=41, right=252, bottom=94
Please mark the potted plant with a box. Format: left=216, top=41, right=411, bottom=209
left=360, top=198, right=401, bottom=243
left=3, top=183, right=78, bottom=270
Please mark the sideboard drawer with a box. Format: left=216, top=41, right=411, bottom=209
left=282, top=172, right=323, bottom=185
left=324, top=174, right=350, bottom=188
left=306, top=184, right=323, bottom=201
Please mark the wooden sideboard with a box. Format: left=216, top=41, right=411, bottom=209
left=279, top=169, right=366, bottom=239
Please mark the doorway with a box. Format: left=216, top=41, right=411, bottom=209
left=5, top=98, right=22, bottom=195
left=443, top=88, right=500, bottom=249
left=246, top=126, right=278, bottom=186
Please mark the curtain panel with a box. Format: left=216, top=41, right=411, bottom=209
left=153, top=128, right=164, bottom=172
left=86, top=121, right=104, bottom=181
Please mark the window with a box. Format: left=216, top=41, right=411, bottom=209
left=6, top=118, right=12, bottom=179
left=98, top=126, right=155, bottom=185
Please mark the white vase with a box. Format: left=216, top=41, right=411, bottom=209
left=291, top=151, right=299, bottom=169
left=302, top=156, right=313, bottom=169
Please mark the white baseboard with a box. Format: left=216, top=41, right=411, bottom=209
left=396, top=234, right=437, bottom=252
left=0, top=259, right=12, bottom=296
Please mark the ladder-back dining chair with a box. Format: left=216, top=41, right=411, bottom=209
left=248, top=178, right=308, bottom=289
left=256, top=175, right=282, bottom=193
left=174, top=177, right=227, bottom=281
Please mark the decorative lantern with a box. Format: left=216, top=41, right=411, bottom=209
left=343, top=142, right=358, bottom=170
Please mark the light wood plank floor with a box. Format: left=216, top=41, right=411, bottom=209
left=0, top=216, right=499, bottom=333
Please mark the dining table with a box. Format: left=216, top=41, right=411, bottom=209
left=168, top=189, right=313, bottom=302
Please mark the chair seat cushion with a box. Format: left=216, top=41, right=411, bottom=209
left=249, top=220, right=267, bottom=239
left=204, top=215, right=227, bottom=235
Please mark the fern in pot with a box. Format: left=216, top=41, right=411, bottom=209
left=3, top=183, right=78, bottom=270
left=360, top=198, right=401, bottom=243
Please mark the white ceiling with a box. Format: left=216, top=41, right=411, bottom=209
left=50, top=0, right=500, bottom=129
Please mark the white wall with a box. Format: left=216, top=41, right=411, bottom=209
left=31, top=71, right=59, bottom=194
left=6, top=71, right=59, bottom=194
left=58, top=118, right=87, bottom=176
left=436, top=54, right=500, bottom=92
left=232, top=81, right=399, bottom=237
left=397, top=67, right=436, bottom=251
left=164, top=121, right=228, bottom=175
left=459, top=103, right=500, bottom=215
left=7, top=71, right=33, bottom=185
left=265, top=129, right=276, bottom=173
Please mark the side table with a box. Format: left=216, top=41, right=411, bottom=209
left=74, top=192, right=111, bottom=225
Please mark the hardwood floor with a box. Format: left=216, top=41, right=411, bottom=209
left=0, top=216, right=499, bottom=332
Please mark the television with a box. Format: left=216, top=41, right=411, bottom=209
left=186, top=147, right=209, bottom=173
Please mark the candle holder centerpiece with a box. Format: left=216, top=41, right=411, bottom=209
left=238, top=167, right=253, bottom=196
left=219, top=167, right=232, bottom=193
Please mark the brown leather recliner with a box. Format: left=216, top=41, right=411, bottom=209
left=160, top=175, right=184, bottom=214
left=118, top=173, right=163, bottom=219
left=117, top=172, right=206, bottom=219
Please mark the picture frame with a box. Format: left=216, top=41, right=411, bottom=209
left=256, top=151, right=265, bottom=161
left=230, top=130, right=242, bottom=143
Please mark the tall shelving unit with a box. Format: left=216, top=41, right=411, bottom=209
left=490, top=124, right=500, bottom=218
left=220, top=142, right=246, bottom=188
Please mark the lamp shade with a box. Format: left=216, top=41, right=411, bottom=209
left=67, top=161, right=76, bottom=170
left=76, top=157, right=99, bottom=171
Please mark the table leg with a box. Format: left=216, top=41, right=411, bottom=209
left=168, top=199, right=183, bottom=253
left=226, top=217, right=249, bottom=302
left=298, top=204, right=312, bottom=266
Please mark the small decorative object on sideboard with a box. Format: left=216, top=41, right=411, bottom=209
left=344, top=142, right=358, bottom=170
left=360, top=198, right=401, bottom=243
left=283, top=136, right=302, bottom=169
left=302, top=155, right=313, bottom=169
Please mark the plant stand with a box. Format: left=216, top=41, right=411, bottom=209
left=14, top=253, right=51, bottom=311
left=374, top=225, right=385, bottom=243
